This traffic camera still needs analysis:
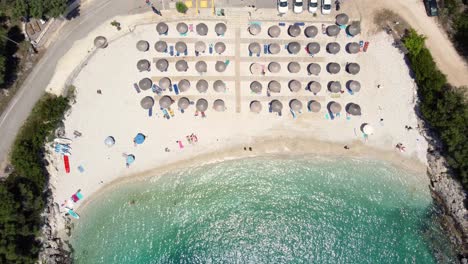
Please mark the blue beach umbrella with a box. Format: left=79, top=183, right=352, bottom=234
left=134, top=133, right=146, bottom=145
left=126, top=154, right=135, bottom=166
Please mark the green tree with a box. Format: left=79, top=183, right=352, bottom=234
left=29, top=0, right=44, bottom=18
left=12, top=0, right=28, bottom=19
left=0, top=29, right=6, bottom=85
left=45, top=0, right=67, bottom=18
left=403, top=29, right=426, bottom=56
left=176, top=1, right=188, bottom=14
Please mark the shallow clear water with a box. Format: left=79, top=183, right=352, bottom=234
left=71, top=157, right=456, bottom=263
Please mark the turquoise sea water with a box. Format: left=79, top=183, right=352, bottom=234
left=71, top=157, right=456, bottom=263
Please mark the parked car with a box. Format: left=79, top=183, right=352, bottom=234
left=294, top=0, right=304, bottom=14
left=309, top=0, right=318, bottom=13
left=424, top=0, right=438, bottom=16
left=321, top=0, right=332, bottom=15
left=278, top=0, right=288, bottom=14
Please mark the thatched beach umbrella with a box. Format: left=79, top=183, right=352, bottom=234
left=308, top=100, right=321, bottom=112
left=215, top=61, right=227, bottom=72
left=346, top=103, right=362, bottom=116
left=140, top=96, right=155, bottom=109
left=307, top=63, right=321, bottom=75
left=159, top=77, right=171, bottom=90
left=196, top=79, right=209, bottom=93
left=248, top=23, right=261, bottom=35
left=156, top=22, right=168, bottom=35
left=268, top=81, right=281, bottom=93
left=268, top=62, right=281, bottom=73
left=288, top=25, right=301, bottom=37
left=249, top=42, right=261, bottom=55
left=195, top=41, right=207, bottom=53
left=328, top=101, right=342, bottom=113
left=347, top=42, right=360, bottom=54
left=175, top=60, right=188, bottom=72
left=290, top=99, right=303, bottom=111
left=308, top=81, right=321, bottom=94
left=213, top=99, right=226, bottom=112
left=326, top=25, right=341, bottom=36
left=250, top=81, right=263, bottom=94
left=137, top=59, right=150, bottom=72
left=347, top=63, right=360, bottom=75
left=268, top=25, right=281, bottom=38
left=177, top=22, right=188, bottom=34
left=327, top=42, right=340, bottom=54
left=195, top=61, right=207, bottom=73
left=347, top=22, right=361, bottom=36
left=94, top=36, right=108, bottom=48
left=136, top=40, right=149, bottom=52
left=289, top=80, right=302, bottom=92
left=347, top=80, right=361, bottom=92
left=196, top=99, right=208, bottom=112
left=178, top=97, right=190, bottom=110
left=213, top=80, right=226, bottom=92
left=336, top=13, right=349, bottom=25
left=269, top=43, right=281, bottom=54
left=288, top=62, right=301, bottom=73
left=250, top=101, right=262, bottom=113
left=178, top=79, right=191, bottom=92
left=270, top=100, right=283, bottom=113
left=328, top=81, right=342, bottom=93
left=307, top=42, right=321, bottom=54
left=175, top=41, right=187, bottom=53
left=155, top=40, right=167, bottom=52
left=215, top=23, right=227, bottom=36
left=327, top=62, right=341, bottom=74
left=214, top=42, right=226, bottom=54
left=304, top=26, right=318, bottom=38
left=250, top=63, right=263, bottom=75
left=155, top=59, right=168, bottom=72
left=287, top=42, right=301, bottom=54
left=196, top=23, right=208, bottom=36
left=138, top=78, right=152, bottom=90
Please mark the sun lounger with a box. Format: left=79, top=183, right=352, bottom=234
left=201, top=111, right=206, bottom=118
left=133, top=83, right=141, bottom=93
left=149, top=107, right=153, bottom=117
left=173, top=84, right=179, bottom=95
left=162, top=108, right=170, bottom=119
left=264, top=44, right=268, bottom=54
left=290, top=109, right=297, bottom=119
left=78, top=165, right=84, bottom=173
left=168, top=108, right=174, bottom=117
left=178, top=140, right=184, bottom=149
left=195, top=51, right=199, bottom=57
left=68, top=209, right=80, bottom=219
left=225, top=59, right=230, bottom=66
left=249, top=51, right=252, bottom=57
left=189, top=24, right=194, bottom=32
left=294, top=22, right=305, bottom=26
left=184, top=49, right=188, bottom=56
left=169, top=46, right=174, bottom=56
left=195, top=110, right=199, bottom=116
left=209, top=45, right=213, bottom=54
left=278, top=22, right=286, bottom=26
left=321, top=24, right=326, bottom=34
left=363, top=41, right=370, bottom=52
left=64, top=155, right=70, bottom=173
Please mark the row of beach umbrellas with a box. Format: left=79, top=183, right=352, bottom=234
left=148, top=40, right=228, bottom=54
left=156, top=22, right=227, bottom=36
left=138, top=78, right=230, bottom=93
left=248, top=42, right=360, bottom=55
left=140, top=96, right=226, bottom=112
left=251, top=22, right=360, bottom=38
left=149, top=59, right=229, bottom=73
left=249, top=62, right=360, bottom=75
left=249, top=80, right=361, bottom=94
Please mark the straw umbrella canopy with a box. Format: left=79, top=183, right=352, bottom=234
left=196, top=99, right=208, bottom=112
left=288, top=25, right=301, bottom=37
left=347, top=22, right=361, bottom=36
left=140, top=96, right=155, bottom=109
left=327, top=62, right=341, bottom=74
left=175, top=41, right=187, bottom=53
left=137, top=59, right=150, bottom=72
left=155, top=40, right=167, bottom=52
left=196, top=23, right=208, bottom=35
left=136, top=40, right=149, bottom=52
left=248, top=23, right=261, bottom=35
left=308, top=81, right=321, bottom=94
left=362, top=124, right=374, bottom=135
left=288, top=62, right=301, bottom=73
left=156, top=22, right=168, bottom=35
left=195, top=61, right=207, bottom=73
left=304, top=26, right=318, bottom=38
left=195, top=41, right=207, bottom=53
left=138, top=78, right=152, bottom=90
left=250, top=63, right=263, bottom=75
left=214, top=42, right=226, bottom=54
left=250, top=101, right=262, bottom=113
left=288, top=42, right=301, bottom=54
left=104, top=136, right=115, bottom=147
left=327, top=42, right=341, bottom=54
left=94, top=36, right=108, bottom=48
left=249, top=42, right=261, bottom=55
left=346, top=103, right=362, bottom=116
left=215, top=61, right=227, bottom=72
left=159, top=77, right=171, bottom=90
left=175, top=60, right=188, bottom=72
left=215, top=23, right=227, bottom=35
left=347, top=63, right=360, bottom=75
left=270, top=100, right=283, bottom=113
left=176, top=22, right=188, bottom=34
left=178, top=97, right=190, bottom=110
left=328, top=101, right=342, bottom=113
left=290, top=99, right=303, bottom=111
left=268, top=62, right=281, bottom=73
left=307, top=42, right=321, bottom=54
left=347, top=42, right=360, bottom=54
left=328, top=81, right=342, bottom=93
left=155, top=59, right=168, bottom=72
left=213, top=99, right=226, bottom=112
left=213, top=80, right=226, bottom=92
left=347, top=80, right=361, bottom=92
left=196, top=79, right=209, bottom=93
left=336, top=13, right=349, bottom=25
left=307, top=63, right=321, bottom=75
left=269, top=43, right=281, bottom=54
left=268, top=25, right=281, bottom=38
left=268, top=81, right=281, bottom=93
left=308, top=100, right=321, bottom=112
left=158, top=96, right=173, bottom=109
left=178, top=79, right=191, bottom=92
left=250, top=81, right=263, bottom=94
left=326, top=25, right=341, bottom=36
left=289, top=80, right=302, bottom=92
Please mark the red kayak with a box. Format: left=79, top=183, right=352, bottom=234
left=63, top=155, right=70, bottom=173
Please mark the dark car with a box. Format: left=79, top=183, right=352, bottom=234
left=424, top=0, right=438, bottom=16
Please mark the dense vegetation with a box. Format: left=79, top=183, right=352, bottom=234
left=440, top=0, right=468, bottom=58
left=176, top=1, right=188, bottom=14
left=403, top=29, right=468, bottom=189
left=0, top=95, right=69, bottom=263
left=11, top=0, right=67, bottom=19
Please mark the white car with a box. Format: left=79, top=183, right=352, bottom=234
left=309, top=0, right=318, bottom=13
left=278, top=0, right=288, bottom=14
left=321, top=0, right=332, bottom=14
left=294, top=0, right=304, bottom=14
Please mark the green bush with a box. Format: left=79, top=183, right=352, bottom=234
left=176, top=1, right=188, bottom=14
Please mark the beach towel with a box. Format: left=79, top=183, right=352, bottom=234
left=63, top=155, right=70, bottom=173
left=168, top=108, right=175, bottom=117
left=290, top=109, right=297, bottom=119
left=68, top=209, right=80, bottom=219
left=178, top=141, right=184, bottom=149
left=78, top=165, right=84, bottom=173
